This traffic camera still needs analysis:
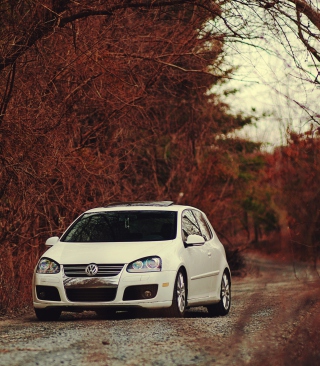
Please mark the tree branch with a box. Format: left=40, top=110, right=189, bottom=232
left=296, top=6, right=320, bottom=63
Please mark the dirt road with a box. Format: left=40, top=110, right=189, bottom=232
left=1, top=253, right=319, bottom=366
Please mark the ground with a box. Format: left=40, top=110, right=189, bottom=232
left=0, top=252, right=319, bottom=365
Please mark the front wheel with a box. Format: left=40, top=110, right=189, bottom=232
left=207, top=271, right=231, bottom=316
left=34, top=307, right=61, bottom=321
left=163, top=270, right=187, bottom=318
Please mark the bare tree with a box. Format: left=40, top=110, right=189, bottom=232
left=0, top=1, right=319, bottom=75
left=219, top=1, right=319, bottom=66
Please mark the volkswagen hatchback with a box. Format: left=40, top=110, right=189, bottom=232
left=33, top=201, right=231, bottom=320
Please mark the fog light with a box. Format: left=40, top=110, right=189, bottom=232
left=143, top=290, right=153, bottom=299
left=123, top=285, right=158, bottom=301
left=36, top=285, right=61, bottom=301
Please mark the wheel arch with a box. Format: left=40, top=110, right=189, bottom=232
left=224, top=267, right=231, bottom=285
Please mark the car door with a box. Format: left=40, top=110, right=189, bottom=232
left=182, top=210, right=214, bottom=300
left=193, top=210, right=221, bottom=297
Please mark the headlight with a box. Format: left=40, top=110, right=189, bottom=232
left=127, top=256, right=162, bottom=273
left=36, top=258, right=60, bottom=274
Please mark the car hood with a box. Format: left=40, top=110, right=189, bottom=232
left=42, top=241, right=174, bottom=264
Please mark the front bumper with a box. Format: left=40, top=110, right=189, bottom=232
left=33, top=268, right=176, bottom=310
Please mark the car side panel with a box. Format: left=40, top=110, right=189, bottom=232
left=182, top=243, right=216, bottom=300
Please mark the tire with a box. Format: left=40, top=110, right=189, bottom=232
left=207, top=271, right=231, bottom=316
left=34, top=307, right=61, bottom=321
left=163, top=270, right=187, bottom=318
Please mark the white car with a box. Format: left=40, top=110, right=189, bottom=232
left=33, top=201, right=231, bottom=320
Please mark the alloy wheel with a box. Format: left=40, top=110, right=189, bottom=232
left=221, top=273, right=230, bottom=310
left=176, top=271, right=186, bottom=313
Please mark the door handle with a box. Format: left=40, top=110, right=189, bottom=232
left=207, top=252, right=212, bottom=257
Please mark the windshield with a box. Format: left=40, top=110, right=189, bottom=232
left=61, top=210, right=177, bottom=242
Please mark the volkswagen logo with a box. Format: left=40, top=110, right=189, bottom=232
left=85, top=263, right=98, bottom=276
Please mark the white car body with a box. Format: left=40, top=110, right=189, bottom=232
left=32, top=202, right=231, bottom=319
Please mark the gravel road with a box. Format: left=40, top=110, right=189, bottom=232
left=1, top=253, right=319, bottom=366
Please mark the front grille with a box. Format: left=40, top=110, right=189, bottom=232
left=63, top=264, right=124, bottom=278
left=66, top=288, right=117, bottom=302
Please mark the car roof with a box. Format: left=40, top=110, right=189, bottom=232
left=106, top=200, right=174, bottom=207
left=84, top=201, right=197, bottom=213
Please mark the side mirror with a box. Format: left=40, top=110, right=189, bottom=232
left=45, top=236, right=60, bottom=246
left=185, top=234, right=205, bottom=246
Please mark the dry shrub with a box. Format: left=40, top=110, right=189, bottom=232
left=0, top=244, right=40, bottom=314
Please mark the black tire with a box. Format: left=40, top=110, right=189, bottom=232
left=34, top=307, right=61, bottom=321
left=163, top=270, right=187, bottom=318
left=207, top=271, right=231, bottom=316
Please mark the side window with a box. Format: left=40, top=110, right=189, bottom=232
left=193, top=210, right=212, bottom=241
left=181, top=210, right=201, bottom=240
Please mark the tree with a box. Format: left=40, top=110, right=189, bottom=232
left=1, top=1, right=319, bottom=137
left=218, top=1, right=320, bottom=80
left=268, top=129, right=320, bottom=267
left=1, top=1, right=319, bottom=78
left=183, top=136, right=280, bottom=247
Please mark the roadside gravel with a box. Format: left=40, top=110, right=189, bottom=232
left=1, top=253, right=319, bottom=366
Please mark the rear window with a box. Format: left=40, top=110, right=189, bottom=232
left=61, top=211, right=177, bottom=242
